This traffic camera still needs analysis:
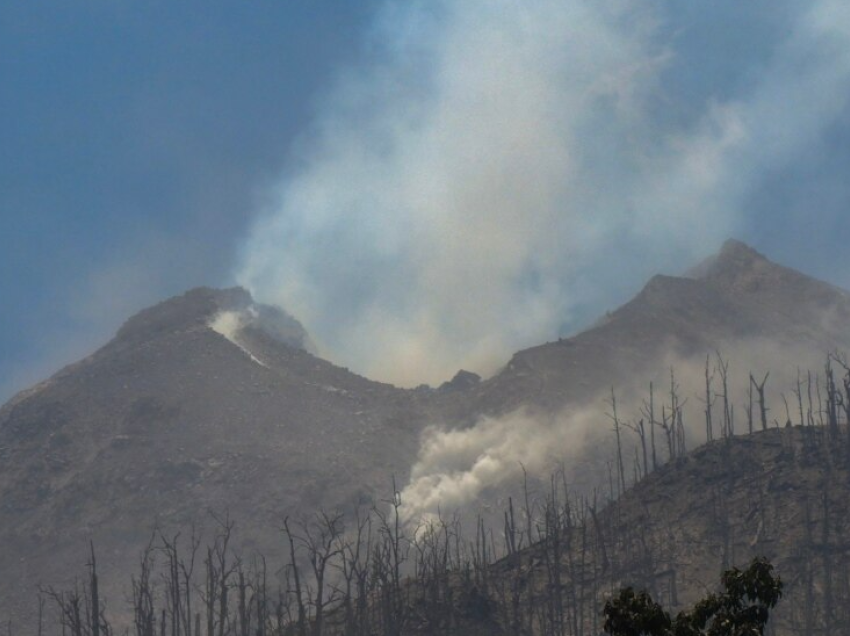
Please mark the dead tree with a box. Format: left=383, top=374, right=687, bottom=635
left=521, top=463, right=535, bottom=550
left=607, top=388, right=627, bottom=497
left=43, top=584, right=85, bottom=636
left=794, top=369, right=806, bottom=428
left=199, top=515, right=236, bottom=636
left=751, top=373, right=770, bottom=432
left=669, top=369, right=687, bottom=458
left=299, top=511, right=345, bottom=636
left=704, top=355, right=715, bottom=443
left=281, top=517, right=308, bottom=636
left=89, top=543, right=101, bottom=636
left=334, top=507, right=372, bottom=636
left=504, top=497, right=518, bottom=557
left=42, top=543, right=110, bottom=636
left=715, top=352, right=733, bottom=439
left=822, top=480, right=835, bottom=634
left=132, top=536, right=157, bottom=636
left=624, top=419, right=649, bottom=482
left=746, top=374, right=755, bottom=435
left=826, top=358, right=841, bottom=444
left=372, top=480, right=410, bottom=636
left=640, top=383, right=658, bottom=472
left=540, top=476, right=565, bottom=636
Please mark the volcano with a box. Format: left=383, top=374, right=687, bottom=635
left=2, top=240, right=850, bottom=623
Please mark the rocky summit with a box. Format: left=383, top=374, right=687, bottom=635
left=0, top=287, right=434, bottom=621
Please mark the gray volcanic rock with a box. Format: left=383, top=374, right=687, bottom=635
left=0, top=287, right=433, bottom=622
left=692, top=239, right=850, bottom=340
left=439, top=370, right=482, bottom=393
left=467, top=426, right=850, bottom=636
left=2, top=241, right=850, bottom=625
left=454, top=240, right=850, bottom=417
left=118, top=286, right=316, bottom=353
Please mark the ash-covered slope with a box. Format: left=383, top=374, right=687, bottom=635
left=3, top=240, right=850, bottom=624
left=430, top=426, right=850, bottom=636
left=452, top=240, right=850, bottom=417
left=0, top=287, right=434, bottom=622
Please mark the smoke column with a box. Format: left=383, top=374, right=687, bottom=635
left=237, top=0, right=850, bottom=387
left=398, top=340, right=833, bottom=521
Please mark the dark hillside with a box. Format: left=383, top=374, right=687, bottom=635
left=471, top=424, right=850, bottom=635
left=3, top=241, right=850, bottom=630
left=0, top=288, right=433, bottom=622
left=453, top=240, right=850, bottom=418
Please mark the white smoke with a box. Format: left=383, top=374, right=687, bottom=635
left=398, top=339, right=841, bottom=522
left=209, top=310, right=243, bottom=342
left=236, top=1, right=850, bottom=387
left=209, top=309, right=270, bottom=368
left=398, top=407, right=602, bottom=521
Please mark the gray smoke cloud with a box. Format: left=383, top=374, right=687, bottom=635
left=398, top=339, right=837, bottom=522
left=398, top=406, right=603, bottom=522
left=236, top=0, right=850, bottom=387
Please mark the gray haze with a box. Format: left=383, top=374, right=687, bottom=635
left=400, top=340, right=832, bottom=521
left=237, top=0, right=850, bottom=387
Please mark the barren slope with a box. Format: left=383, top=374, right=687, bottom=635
left=3, top=240, right=850, bottom=626
left=478, top=425, right=850, bottom=635
left=0, top=288, right=434, bottom=621
left=449, top=240, right=850, bottom=418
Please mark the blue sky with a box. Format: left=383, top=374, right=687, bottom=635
left=3, top=1, right=850, bottom=398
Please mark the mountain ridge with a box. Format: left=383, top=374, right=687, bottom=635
left=455, top=239, right=850, bottom=417
left=2, top=238, right=850, bottom=627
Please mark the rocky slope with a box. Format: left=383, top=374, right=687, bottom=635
left=2, top=240, right=850, bottom=626
left=475, top=424, right=850, bottom=635
left=0, top=287, right=435, bottom=622
left=444, top=239, right=850, bottom=420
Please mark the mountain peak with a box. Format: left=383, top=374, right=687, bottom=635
left=686, top=239, right=768, bottom=282
left=681, top=238, right=850, bottom=333
left=116, top=286, right=315, bottom=353
left=714, top=238, right=770, bottom=271
left=719, top=237, right=760, bottom=255
left=116, top=287, right=250, bottom=341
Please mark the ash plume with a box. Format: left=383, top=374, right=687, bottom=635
left=236, top=1, right=850, bottom=387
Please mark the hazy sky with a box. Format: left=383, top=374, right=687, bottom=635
left=4, top=1, right=850, bottom=399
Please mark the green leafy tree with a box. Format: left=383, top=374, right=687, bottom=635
left=603, top=558, right=782, bottom=636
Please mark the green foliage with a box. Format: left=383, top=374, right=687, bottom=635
left=602, top=588, right=671, bottom=636
left=603, top=558, right=782, bottom=636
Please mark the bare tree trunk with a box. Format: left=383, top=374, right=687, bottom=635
left=716, top=352, right=732, bottom=439
left=89, top=542, right=100, bottom=636
left=649, top=382, right=658, bottom=471
left=608, top=388, right=626, bottom=497
left=282, top=518, right=307, bottom=636
left=704, top=355, right=714, bottom=442
left=751, top=373, right=769, bottom=432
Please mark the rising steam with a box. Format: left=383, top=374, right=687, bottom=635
left=398, top=407, right=605, bottom=522
left=398, top=340, right=836, bottom=522
left=236, top=1, right=850, bottom=387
